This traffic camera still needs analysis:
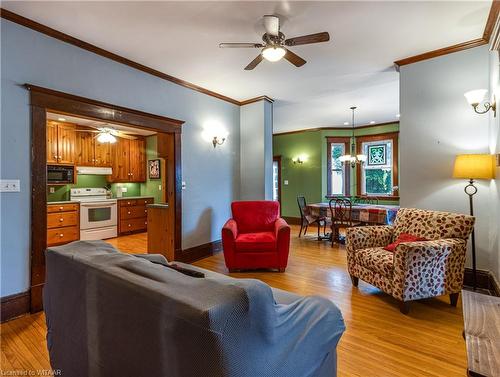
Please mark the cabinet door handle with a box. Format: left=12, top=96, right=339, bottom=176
left=128, top=224, right=131, bottom=227
left=144, top=209, right=147, bottom=213
left=53, top=155, right=57, bottom=159
left=59, top=206, right=64, bottom=210
left=127, top=202, right=131, bottom=205
left=144, top=221, right=147, bottom=225
left=59, top=218, right=64, bottom=222
left=59, top=233, right=64, bottom=237
left=127, top=211, right=131, bottom=215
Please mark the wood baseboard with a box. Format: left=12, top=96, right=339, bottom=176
left=178, top=240, right=222, bottom=264
left=464, top=268, right=500, bottom=296
left=282, top=216, right=301, bottom=225
left=1, top=291, right=30, bottom=323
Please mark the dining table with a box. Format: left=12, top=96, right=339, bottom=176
left=307, top=202, right=400, bottom=226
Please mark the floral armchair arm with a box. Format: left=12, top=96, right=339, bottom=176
left=346, top=226, right=394, bottom=253
left=392, top=238, right=467, bottom=302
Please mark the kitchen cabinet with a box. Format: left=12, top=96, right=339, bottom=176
left=75, top=129, right=112, bottom=167
left=47, top=203, right=80, bottom=246
left=109, top=137, right=146, bottom=183
left=46, top=121, right=76, bottom=164
left=118, top=197, right=153, bottom=235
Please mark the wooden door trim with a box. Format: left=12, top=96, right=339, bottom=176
left=28, top=84, right=183, bottom=312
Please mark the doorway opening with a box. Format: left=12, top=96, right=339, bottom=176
left=29, top=84, right=183, bottom=312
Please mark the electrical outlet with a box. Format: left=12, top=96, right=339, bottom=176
left=158, top=185, right=162, bottom=191
left=0, top=179, right=20, bottom=192
left=49, top=187, right=55, bottom=194
left=121, top=187, right=128, bottom=193
left=284, top=180, right=289, bottom=185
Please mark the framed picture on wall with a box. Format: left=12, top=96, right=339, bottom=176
left=148, top=159, right=161, bottom=179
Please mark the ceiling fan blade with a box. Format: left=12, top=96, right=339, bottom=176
left=110, top=130, right=137, bottom=140
left=219, top=43, right=263, bottom=48
left=285, top=32, right=330, bottom=46
left=263, top=15, right=279, bottom=36
left=244, top=54, right=264, bottom=70
left=75, top=129, right=99, bottom=133
left=284, top=49, right=306, bottom=67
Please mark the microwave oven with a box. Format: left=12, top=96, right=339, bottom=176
left=47, top=165, right=75, bottom=184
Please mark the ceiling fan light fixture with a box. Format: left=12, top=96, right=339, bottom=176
left=262, top=46, right=286, bottom=62
left=97, top=131, right=117, bottom=144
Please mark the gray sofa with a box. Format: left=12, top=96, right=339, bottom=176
left=44, top=241, right=345, bottom=377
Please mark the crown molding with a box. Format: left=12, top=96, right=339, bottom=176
left=0, top=8, right=273, bottom=107
left=240, top=96, right=274, bottom=106
left=273, top=120, right=399, bottom=136
left=394, top=1, right=499, bottom=70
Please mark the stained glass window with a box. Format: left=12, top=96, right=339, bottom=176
left=361, top=139, right=393, bottom=195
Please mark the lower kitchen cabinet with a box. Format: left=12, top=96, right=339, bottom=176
left=118, top=197, right=153, bottom=235
left=47, top=203, right=80, bottom=246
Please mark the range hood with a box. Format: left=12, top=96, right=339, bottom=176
left=76, top=166, right=113, bottom=175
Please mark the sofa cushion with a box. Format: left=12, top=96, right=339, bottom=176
left=235, top=232, right=276, bottom=252
left=354, top=247, right=394, bottom=277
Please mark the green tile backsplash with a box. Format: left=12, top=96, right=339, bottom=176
left=47, top=175, right=141, bottom=202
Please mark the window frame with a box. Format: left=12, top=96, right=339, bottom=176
left=326, top=137, right=351, bottom=197
left=356, top=132, right=399, bottom=198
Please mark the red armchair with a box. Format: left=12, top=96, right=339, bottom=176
left=222, top=201, right=291, bottom=272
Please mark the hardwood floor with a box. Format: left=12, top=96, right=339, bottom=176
left=1, top=227, right=467, bottom=376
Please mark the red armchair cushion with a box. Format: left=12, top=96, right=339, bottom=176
left=231, top=201, right=280, bottom=233
left=235, top=232, right=276, bottom=252
left=384, top=233, right=427, bottom=252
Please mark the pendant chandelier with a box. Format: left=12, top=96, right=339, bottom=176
left=339, top=106, right=367, bottom=167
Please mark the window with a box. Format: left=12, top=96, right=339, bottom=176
left=356, top=133, right=398, bottom=197
left=327, top=138, right=350, bottom=196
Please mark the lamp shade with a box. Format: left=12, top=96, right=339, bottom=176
left=464, top=89, right=487, bottom=105
left=453, top=154, right=495, bottom=180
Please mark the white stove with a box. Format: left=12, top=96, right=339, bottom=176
left=70, top=188, right=117, bottom=240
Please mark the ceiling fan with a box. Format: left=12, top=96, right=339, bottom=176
left=219, top=15, right=330, bottom=70
left=76, top=125, right=137, bottom=143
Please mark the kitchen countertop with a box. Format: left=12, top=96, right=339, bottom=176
left=147, top=203, right=169, bottom=209
left=115, top=196, right=154, bottom=200
left=47, top=200, right=79, bottom=205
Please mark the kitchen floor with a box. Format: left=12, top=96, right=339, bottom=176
left=105, top=232, right=148, bottom=254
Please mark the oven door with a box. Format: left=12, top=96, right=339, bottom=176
left=80, top=201, right=117, bottom=230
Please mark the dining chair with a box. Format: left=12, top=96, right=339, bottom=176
left=297, top=196, right=325, bottom=239
left=329, top=198, right=362, bottom=246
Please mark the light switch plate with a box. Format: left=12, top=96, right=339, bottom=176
left=121, top=187, right=128, bottom=193
left=0, top=179, right=20, bottom=192
left=182, top=181, right=186, bottom=190
left=158, top=185, right=162, bottom=191
left=49, top=187, right=55, bottom=194
left=284, top=180, right=289, bottom=185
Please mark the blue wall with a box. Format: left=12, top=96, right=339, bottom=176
left=0, top=19, right=241, bottom=297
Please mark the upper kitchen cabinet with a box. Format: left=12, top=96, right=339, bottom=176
left=108, top=137, right=145, bottom=183
left=129, top=139, right=146, bottom=182
left=75, top=129, right=112, bottom=167
left=46, top=121, right=76, bottom=164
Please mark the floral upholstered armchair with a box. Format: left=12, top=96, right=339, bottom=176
left=346, top=208, right=475, bottom=314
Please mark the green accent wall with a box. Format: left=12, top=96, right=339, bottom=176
left=47, top=175, right=141, bottom=202
left=273, top=123, right=399, bottom=218
left=140, top=135, right=163, bottom=203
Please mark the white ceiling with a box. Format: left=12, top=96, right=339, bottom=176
left=46, top=112, right=156, bottom=136
left=4, top=1, right=491, bottom=133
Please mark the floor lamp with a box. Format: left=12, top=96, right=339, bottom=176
left=453, top=154, right=495, bottom=290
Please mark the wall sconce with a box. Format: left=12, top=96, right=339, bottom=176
left=201, top=121, right=228, bottom=149
left=212, top=136, right=226, bottom=148
left=293, top=155, right=307, bottom=164
left=464, top=89, right=496, bottom=117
